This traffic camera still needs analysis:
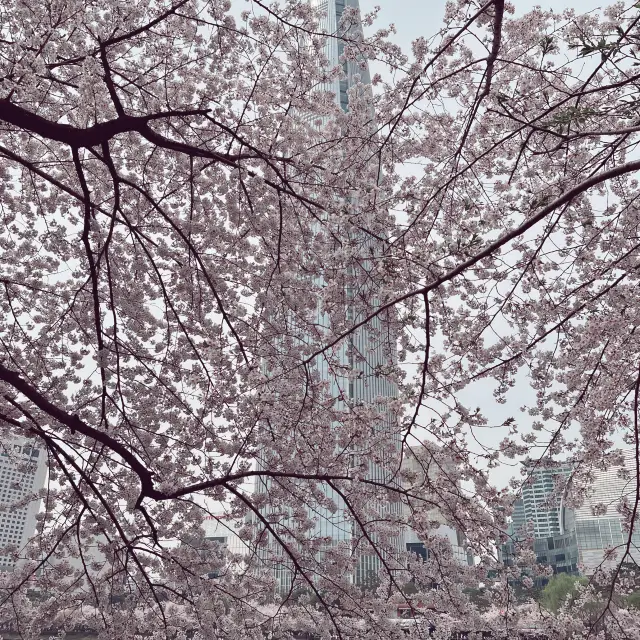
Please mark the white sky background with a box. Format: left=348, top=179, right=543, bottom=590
left=355, top=0, right=611, bottom=490
left=359, top=0, right=606, bottom=43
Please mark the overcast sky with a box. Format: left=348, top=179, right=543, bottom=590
left=360, top=0, right=606, bottom=38
left=354, top=0, right=612, bottom=489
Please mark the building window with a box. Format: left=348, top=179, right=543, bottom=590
left=406, top=542, right=427, bottom=561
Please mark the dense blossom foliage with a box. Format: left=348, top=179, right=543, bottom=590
left=3, top=0, right=640, bottom=637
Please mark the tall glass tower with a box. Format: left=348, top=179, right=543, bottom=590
left=313, top=0, right=371, bottom=112
left=253, top=0, right=403, bottom=592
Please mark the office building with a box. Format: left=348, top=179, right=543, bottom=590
left=0, top=439, right=47, bottom=571
left=501, top=453, right=640, bottom=576
left=404, top=526, right=472, bottom=567
left=253, top=0, right=403, bottom=592
left=188, top=515, right=250, bottom=580
left=519, top=462, right=573, bottom=538
left=500, top=461, right=578, bottom=576
left=570, top=449, right=640, bottom=573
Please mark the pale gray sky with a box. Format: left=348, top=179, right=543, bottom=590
left=356, top=0, right=611, bottom=489
left=360, top=0, right=606, bottom=38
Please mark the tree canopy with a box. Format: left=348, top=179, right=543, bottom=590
left=540, top=575, right=586, bottom=613
left=3, top=0, right=640, bottom=637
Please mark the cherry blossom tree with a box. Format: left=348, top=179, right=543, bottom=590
left=3, top=0, right=640, bottom=637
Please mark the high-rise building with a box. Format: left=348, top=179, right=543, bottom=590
left=520, top=462, right=573, bottom=538
left=500, top=461, right=579, bottom=576
left=314, top=0, right=370, bottom=112
left=253, top=0, right=403, bottom=591
left=569, top=449, right=640, bottom=573
left=0, top=439, right=47, bottom=571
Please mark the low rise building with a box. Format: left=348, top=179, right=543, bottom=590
left=401, top=445, right=473, bottom=567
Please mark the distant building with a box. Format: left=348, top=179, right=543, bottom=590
left=0, top=439, right=46, bottom=571
left=502, top=499, right=579, bottom=576
left=520, top=462, right=573, bottom=538
left=402, top=446, right=473, bottom=567
left=203, top=515, right=248, bottom=557
left=500, top=461, right=579, bottom=577
left=253, top=0, right=404, bottom=593
left=196, top=515, right=249, bottom=580
left=511, top=498, right=526, bottom=535
left=405, top=525, right=473, bottom=566
left=501, top=452, right=640, bottom=576
left=171, top=514, right=250, bottom=583
left=569, top=449, right=640, bottom=573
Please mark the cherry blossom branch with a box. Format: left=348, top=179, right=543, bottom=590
left=0, top=361, right=158, bottom=501
left=0, top=359, right=458, bottom=513
left=380, top=0, right=496, bottom=143
left=0, top=101, right=218, bottom=151
left=304, top=157, right=640, bottom=364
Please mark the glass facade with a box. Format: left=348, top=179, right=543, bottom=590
left=406, top=542, right=428, bottom=561
left=575, top=518, right=625, bottom=551
left=312, top=0, right=371, bottom=113
left=501, top=526, right=579, bottom=577
left=502, top=451, right=640, bottom=576
left=532, top=532, right=579, bottom=574
left=253, top=0, right=403, bottom=593
left=570, top=451, right=640, bottom=572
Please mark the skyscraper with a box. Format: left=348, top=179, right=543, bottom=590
left=519, top=461, right=573, bottom=537
left=500, top=461, right=579, bottom=576
left=0, top=438, right=47, bottom=571
left=253, top=0, right=403, bottom=591
left=314, top=0, right=370, bottom=112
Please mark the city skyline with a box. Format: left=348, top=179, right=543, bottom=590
left=502, top=451, right=640, bottom=577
